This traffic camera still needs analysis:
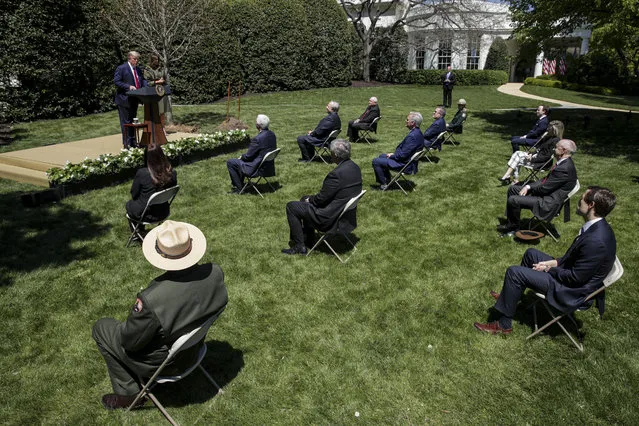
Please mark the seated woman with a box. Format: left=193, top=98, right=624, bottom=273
left=498, top=120, right=564, bottom=184
left=126, top=143, right=177, bottom=239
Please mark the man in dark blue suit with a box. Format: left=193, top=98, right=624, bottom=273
left=498, top=139, right=578, bottom=235
left=226, top=114, right=277, bottom=193
left=475, top=186, right=617, bottom=335
left=297, top=101, right=341, bottom=162
left=423, top=107, right=447, bottom=149
left=372, top=112, right=425, bottom=190
left=283, top=139, right=362, bottom=255
left=114, top=51, right=147, bottom=149
left=510, top=105, right=549, bottom=153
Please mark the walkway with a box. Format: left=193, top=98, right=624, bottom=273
left=497, top=83, right=636, bottom=113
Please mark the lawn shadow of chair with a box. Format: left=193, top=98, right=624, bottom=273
left=151, top=340, right=245, bottom=408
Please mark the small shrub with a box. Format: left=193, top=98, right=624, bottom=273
left=402, top=70, right=508, bottom=85
left=524, top=77, right=618, bottom=95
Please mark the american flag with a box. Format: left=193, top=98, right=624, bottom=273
left=542, top=58, right=556, bottom=75
left=558, top=56, right=567, bottom=75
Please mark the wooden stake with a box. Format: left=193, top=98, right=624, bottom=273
left=237, top=81, right=242, bottom=120
left=226, top=81, right=231, bottom=121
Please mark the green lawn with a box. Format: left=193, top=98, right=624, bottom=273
left=1, top=85, right=639, bottom=424
left=520, top=84, right=639, bottom=111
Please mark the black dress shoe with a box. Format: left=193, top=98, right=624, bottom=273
left=101, top=393, right=146, bottom=410
left=282, top=245, right=308, bottom=255
left=497, top=177, right=510, bottom=183
left=298, top=158, right=310, bottom=163
left=497, top=223, right=518, bottom=233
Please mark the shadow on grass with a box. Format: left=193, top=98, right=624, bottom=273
left=240, top=181, right=282, bottom=196
left=153, top=340, right=244, bottom=407
left=473, top=109, right=639, bottom=162
left=577, top=92, right=639, bottom=109
left=308, top=233, right=361, bottom=258
left=0, top=191, right=110, bottom=287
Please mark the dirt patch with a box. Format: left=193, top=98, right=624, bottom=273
left=166, top=123, right=199, bottom=134
left=216, top=117, right=249, bottom=131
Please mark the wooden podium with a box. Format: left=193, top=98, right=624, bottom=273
left=126, top=85, right=169, bottom=146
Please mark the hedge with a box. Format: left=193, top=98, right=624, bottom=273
left=400, top=70, right=508, bottom=85
left=524, top=77, right=618, bottom=96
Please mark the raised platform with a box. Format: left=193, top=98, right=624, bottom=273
left=0, top=132, right=195, bottom=187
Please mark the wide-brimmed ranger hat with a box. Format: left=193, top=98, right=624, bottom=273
left=458, top=98, right=467, bottom=105
left=143, top=220, right=206, bottom=270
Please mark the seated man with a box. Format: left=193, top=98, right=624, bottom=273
left=475, top=186, right=617, bottom=334
left=347, top=96, right=380, bottom=142
left=423, top=106, right=446, bottom=148
left=226, top=114, right=277, bottom=193
left=498, top=139, right=578, bottom=235
left=447, top=99, right=467, bottom=134
left=297, top=101, right=341, bottom=162
left=283, top=139, right=362, bottom=255
left=510, top=105, right=549, bottom=153
left=372, top=112, right=425, bottom=190
left=92, top=221, right=228, bottom=409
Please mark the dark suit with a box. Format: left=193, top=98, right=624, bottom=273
left=506, top=157, right=577, bottom=226
left=441, top=71, right=456, bottom=108
left=347, top=104, right=381, bottom=141
left=114, top=61, right=147, bottom=148
left=495, top=219, right=616, bottom=319
left=227, top=129, right=277, bottom=189
left=511, top=115, right=548, bottom=153
left=423, top=117, right=447, bottom=149
left=297, top=112, right=341, bottom=161
left=286, top=159, right=362, bottom=247
left=93, top=263, right=228, bottom=395
left=372, top=127, right=424, bottom=185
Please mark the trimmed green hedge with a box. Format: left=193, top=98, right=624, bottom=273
left=524, top=77, right=618, bottom=96
left=400, top=70, right=508, bottom=85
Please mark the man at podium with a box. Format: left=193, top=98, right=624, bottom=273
left=114, top=51, right=147, bottom=149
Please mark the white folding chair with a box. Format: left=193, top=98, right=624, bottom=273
left=520, top=157, right=553, bottom=186
left=423, top=132, right=446, bottom=163
left=239, top=148, right=281, bottom=198
left=127, top=315, right=224, bottom=425
left=443, top=115, right=467, bottom=146
left=527, top=180, right=580, bottom=242
left=356, top=116, right=381, bottom=145
left=384, top=149, right=427, bottom=195
left=527, top=256, right=624, bottom=352
left=309, top=129, right=341, bottom=164
left=307, top=190, right=366, bottom=263
left=126, top=185, right=180, bottom=247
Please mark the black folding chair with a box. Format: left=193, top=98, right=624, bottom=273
left=526, top=180, right=580, bottom=242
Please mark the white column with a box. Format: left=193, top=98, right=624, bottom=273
left=580, top=37, right=589, bottom=55
left=533, top=52, right=544, bottom=77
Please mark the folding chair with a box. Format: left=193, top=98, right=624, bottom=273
left=356, top=116, right=381, bottom=145
left=526, top=180, right=580, bottom=242
left=127, top=315, right=224, bottom=425
left=523, top=131, right=548, bottom=154
left=307, top=190, right=366, bottom=263
left=520, top=157, right=553, bottom=186
left=239, top=148, right=281, bottom=198
left=126, top=185, right=180, bottom=247
left=384, top=148, right=427, bottom=195
left=443, top=116, right=467, bottom=146
left=423, top=132, right=447, bottom=163
left=527, top=256, right=624, bottom=352
left=309, top=129, right=341, bottom=164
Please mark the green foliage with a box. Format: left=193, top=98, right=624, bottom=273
left=520, top=84, right=639, bottom=110
left=0, top=0, right=121, bottom=122
left=171, top=0, right=351, bottom=103
left=484, top=37, right=510, bottom=72
left=402, top=70, right=508, bottom=85
left=524, top=77, right=618, bottom=96
left=46, top=130, right=249, bottom=186
left=369, top=28, right=408, bottom=83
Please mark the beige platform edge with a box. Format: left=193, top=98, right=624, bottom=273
left=0, top=132, right=195, bottom=188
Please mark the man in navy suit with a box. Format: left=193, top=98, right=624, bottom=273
left=475, top=185, right=617, bottom=334
left=423, top=107, right=447, bottom=149
left=297, top=101, right=341, bottom=162
left=498, top=139, right=578, bottom=235
left=283, top=139, right=362, bottom=255
left=226, top=114, right=277, bottom=193
left=372, top=112, right=425, bottom=190
left=510, top=105, right=549, bottom=153
left=114, top=51, right=147, bottom=149
left=441, top=65, right=455, bottom=108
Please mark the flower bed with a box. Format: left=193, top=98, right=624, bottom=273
left=46, top=130, right=250, bottom=192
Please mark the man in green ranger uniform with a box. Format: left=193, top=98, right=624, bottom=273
left=92, top=220, right=228, bottom=410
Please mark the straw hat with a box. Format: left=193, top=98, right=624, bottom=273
left=142, top=220, right=206, bottom=270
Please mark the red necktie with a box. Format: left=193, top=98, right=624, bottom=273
left=133, top=68, right=140, bottom=88
left=542, top=163, right=557, bottom=184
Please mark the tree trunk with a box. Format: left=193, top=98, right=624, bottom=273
left=163, top=63, right=174, bottom=125
left=362, top=38, right=371, bottom=82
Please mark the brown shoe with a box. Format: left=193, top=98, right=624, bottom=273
left=474, top=321, right=512, bottom=335
left=490, top=290, right=500, bottom=301
left=101, top=393, right=146, bottom=410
